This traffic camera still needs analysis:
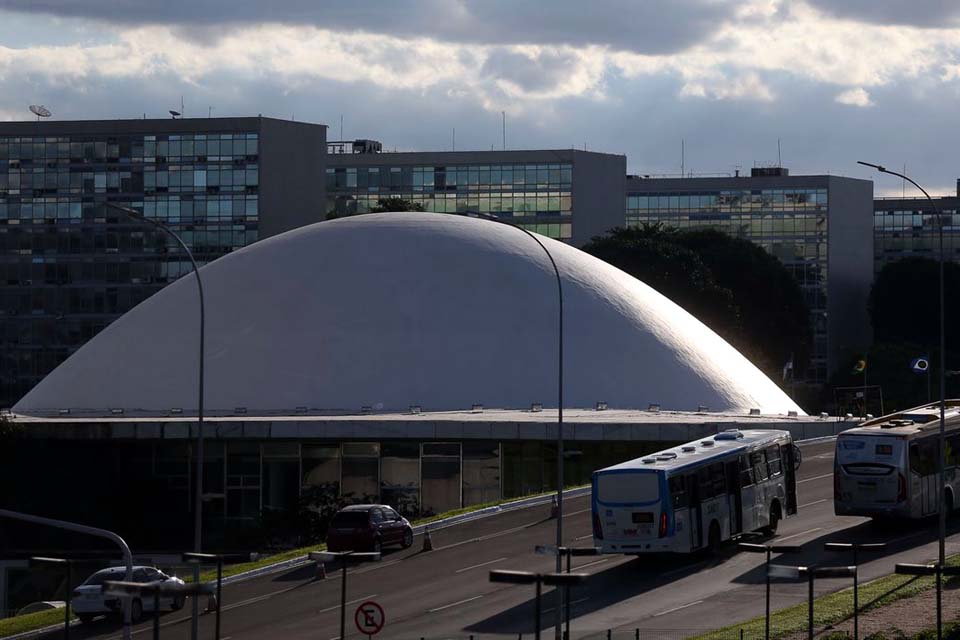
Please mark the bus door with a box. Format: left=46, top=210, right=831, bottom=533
left=687, top=473, right=703, bottom=549
left=783, top=443, right=798, bottom=515
left=911, top=440, right=939, bottom=516
left=739, top=455, right=758, bottom=530
left=725, top=461, right=743, bottom=535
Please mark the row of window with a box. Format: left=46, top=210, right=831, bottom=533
left=327, top=164, right=573, bottom=190
left=668, top=445, right=786, bottom=507
left=0, top=134, right=259, bottom=162
left=329, top=193, right=572, bottom=217
left=0, top=197, right=259, bottom=222
left=627, top=189, right=828, bottom=212
left=625, top=214, right=829, bottom=235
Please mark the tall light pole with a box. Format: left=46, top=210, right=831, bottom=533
left=458, top=211, right=565, bottom=638
left=106, top=201, right=206, bottom=640
left=857, top=162, right=946, bottom=573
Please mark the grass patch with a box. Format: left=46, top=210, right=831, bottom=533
left=0, top=607, right=72, bottom=638
left=190, top=485, right=586, bottom=583
left=692, top=555, right=960, bottom=640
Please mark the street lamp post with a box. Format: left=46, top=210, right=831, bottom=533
left=183, top=552, right=224, bottom=640
left=824, top=542, right=887, bottom=640
left=489, top=570, right=587, bottom=640
left=309, top=550, right=381, bottom=640
left=738, top=543, right=801, bottom=640
left=536, top=545, right=600, bottom=639
left=29, top=557, right=74, bottom=640
left=459, top=211, right=565, bottom=638
left=857, top=162, right=947, bottom=577
left=106, top=201, right=206, bottom=640
left=769, top=565, right=856, bottom=640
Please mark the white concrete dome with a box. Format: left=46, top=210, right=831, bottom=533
left=14, top=212, right=804, bottom=416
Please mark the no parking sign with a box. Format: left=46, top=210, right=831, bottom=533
left=354, top=600, right=385, bottom=637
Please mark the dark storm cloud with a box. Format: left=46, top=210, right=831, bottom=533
left=0, top=0, right=735, bottom=55
left=805, top=0, right=960, bottom=27
left=480, top=49, right=581, bottom=92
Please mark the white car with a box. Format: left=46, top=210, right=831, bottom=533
left=72, top=566, right=186, bottom=624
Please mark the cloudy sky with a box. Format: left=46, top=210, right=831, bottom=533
left=2, top=0, right=960, bottom=195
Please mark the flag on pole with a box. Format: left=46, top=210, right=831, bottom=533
left=782, top=355, right=794, bottom=382
left=852, top=358, right=867, bottom=375
left=910, top=357, right=930, bottom=374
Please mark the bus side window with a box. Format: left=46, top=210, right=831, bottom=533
left=739, top=455, right=754, bottom=487
left=947, top=435, right=960, bottom=468
left=697, top=467, right=714, bottom=499
left=710, top=462, right=726, bottom=496
left=911, top=441, right=936, bottom=476
left=767, top=445, right=783, bottom=477
left=669, top=476, right=688, bottom=508
left=751, top=451, right=769, bottom=482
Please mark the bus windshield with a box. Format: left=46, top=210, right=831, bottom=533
left=596, top=471, right=659, bottom=504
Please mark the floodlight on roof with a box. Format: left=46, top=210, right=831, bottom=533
left=110, top=408, right=124, bottom=415
left=234, top=407, right=247, bottom=415
left=749, top=408, right=761, bottom=416
left=595, top=401, right=608, bottom=411
left=409, top=405, right=422, bottom=414
left=530, top=403, right=543, bottom=413
left=360, top=405, right=372, bottom=414
left=58, top=408, right=70, bottom=415
left=697, top=405, right=709, bottom=413
left=647, top=403, right=661, bottom=412
left=787, top=410, right=798, bottom=417
left=169, top=408, right=183, bottom=415
left=169, top=110, right=181, bottom=119
left=472, top=403, right=484, bottom=413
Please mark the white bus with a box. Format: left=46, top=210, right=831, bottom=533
left=834, top=401, right=960, bottom=519
left=592, top=429, right=799, bottom=554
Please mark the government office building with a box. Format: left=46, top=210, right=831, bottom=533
left=0, top=117, right=327, bottom=409
left=325, top=146, right=626, bottom=247
left=624, top=168, right=875, bottom=385
left=874, top=186, right=960, bottom=271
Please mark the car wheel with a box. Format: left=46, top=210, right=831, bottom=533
left=401, top=527, right=413, bottom=549
left=77, top=614, right=95, bottom=624
left=130, top=598, right=143, bottom=624
left=372, top=537, right=382, bottom=554
left=171, top=595, right=185, bottom=611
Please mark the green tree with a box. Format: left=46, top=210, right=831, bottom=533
left=870, top=257, right=960, bottom=352
left=369, top=198, right=424, bottom=213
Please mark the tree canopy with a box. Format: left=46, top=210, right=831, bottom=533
left=370, top=198, right=424, bottom=213
left=869, top=257, right=960, bottom=350
left=582, top=225, right=811, bottom=386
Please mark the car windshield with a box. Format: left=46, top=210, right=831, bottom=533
left=332, top=512, right=369, bottom=526
left=82, top=570, right=125, bottom=586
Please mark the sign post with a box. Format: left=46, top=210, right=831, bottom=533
left=354, top=600, right=385, bottom=638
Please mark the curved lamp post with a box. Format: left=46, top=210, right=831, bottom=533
left=457, top=211, right=565, bottom=638
left=857, top=162, right=947, bottom=572
left=105, top=201, right=206, bottom=639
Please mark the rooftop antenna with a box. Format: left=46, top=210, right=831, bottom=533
left=208, top=106, right=213, bottom=118
left=452, top=127, right=456, bottom=152
left=902, top=163, right=906, bottom=197
left=777, top=138, right=782, bottom=168
left=681, top=139, right=685, bottom=177
left=28, top=105, right=51, bottom=120
left=501, top=111, right=506, bottom=150
left=180, top=96, right=184, bottom=118
left=340, top=114, right=343, bottom=141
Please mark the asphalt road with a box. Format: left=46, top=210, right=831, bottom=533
left=54, top=439, right=960, bottom=640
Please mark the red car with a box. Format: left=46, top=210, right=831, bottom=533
left=326, top=504, right=414, bottom=553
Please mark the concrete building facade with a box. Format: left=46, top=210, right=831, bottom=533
left=874, top=189, right=960, bottom=272
left=326, top=148, right=625, bottom=246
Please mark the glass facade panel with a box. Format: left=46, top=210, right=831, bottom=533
left=420, top=442, right=461, bottom=516
left=462, top=441, right=500, bottom=506
left=0, top=130, right=260, bottom=407
left=325, top=162, right=573, bottom=240
left=381, top=442, right=420, bottom=516
left=341, top=442, right=380, bottom=504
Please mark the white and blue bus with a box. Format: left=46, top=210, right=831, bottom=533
left=592, top=429, right=799, bottom=554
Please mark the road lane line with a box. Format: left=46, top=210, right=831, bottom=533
left=455, top=557, right=508, bottom=573
left=776, top=527, right=823, bottom=542
left=798, top=472, right=833, bottom=484
left=574, top=558, right=610, bottom=571
left=433, top=521, right=543, bottom=552
left=565, top=508, right=591, bottom=517
left=316, top=594, right=378, bottom=616
left=653, top=600, right=704, bottom=617
left=575, top=534, right=593, bottom=541
left=800, top=499, right=828, bottom=508
left=427, top=594, right=484, bottom=612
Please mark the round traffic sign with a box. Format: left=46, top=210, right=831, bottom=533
left=354, top=600, right=385, bottom=636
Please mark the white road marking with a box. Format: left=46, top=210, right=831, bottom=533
left=574, top=558, right=610, bottom=571
left=433, top=521, right=543, bottom=552
left=800, top=499, right=828, bottom=508
left=316, top=594, right=378, bottom=616
left=564, top=508, right=591, bottom=517
left=427, top=594, right=484, bottom=613
left=455, top=557, right=508, bottom=573
left=776, top=527, right=823, bottom=542
left=798, top=473, right=834, bottom=484
left=653, top=599, right=704, bottom=617
left=575, top=534, right=594, bottom=541
left=543, top=597, right=589, bottom=614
